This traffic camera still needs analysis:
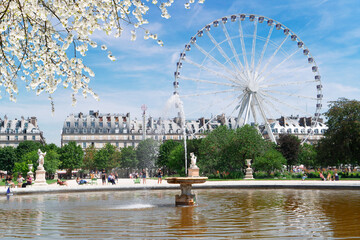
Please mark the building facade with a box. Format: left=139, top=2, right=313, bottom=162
left=61, top=111, right=327, bottom=149
left=0, top=115, right=45, bottom=147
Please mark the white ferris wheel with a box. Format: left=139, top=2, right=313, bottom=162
left=173, top=14, right=323, bottom=143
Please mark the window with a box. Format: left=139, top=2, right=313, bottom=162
left=7, top=136, right=10, bottom=141
left=91, top=128, right=95, bottom=133
left=116, top=142, right=119, bottom=147
left=75, top=122, right=79, bottom=127
left=74, top=129, right=79, bottom=133
left=83, top=142, right=86, bottom=148
left=91, top=122, right=95, bottom=127
left=99, top=129, right=103, bottom=133
left=155, top=135, right=158, bottom=140
left=66, top=122, right=70, bottom=127
left=83, top=122, right=87, bottom=127
left=132, top=135, right=135, bottom=140
left=66, top=129, right=70, bottom=133
left=24, top=136, right=27, bottom=140
left=99, top=122, right=103, bottom=127
left=107, top=122, right=111, bottom=127
left=25, top=123, right=28, bottom=128
left=15, top=136, right=18, bottom=141
left=83, top=128, right=87, bottom=133
left=287, top=129, right=292, bottom=133
left=124, top=142, right=127, bottom=147
left=32, top=136, right=35, bottom=140
left=314, top=129, right=319, bottom=134
left=107, top=129, right=111, bottom=133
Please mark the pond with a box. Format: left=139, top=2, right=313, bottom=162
left=1, top=189, right=359, bottom=239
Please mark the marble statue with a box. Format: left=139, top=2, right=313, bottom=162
left=37, top=149, right=46, bottom=169
left=190, top=152, right=197, bottom=167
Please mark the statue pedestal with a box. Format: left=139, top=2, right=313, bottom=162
left=34, top=169, right=48, bottom=186
left=244, top=167, right=254, bottom=179
left=188, top=166, right=199, bottom=177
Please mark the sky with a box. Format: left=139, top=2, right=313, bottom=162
left=1, top=0, right=360, bottom=146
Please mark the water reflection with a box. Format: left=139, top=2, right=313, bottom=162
left=0, top=189, right=359, bottom=239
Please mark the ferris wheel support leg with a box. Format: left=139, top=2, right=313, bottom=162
left=244, top=93, right=253, bottom=125
left=254, top=94, right=277, bottom=143
left=236, top=94, right=250, bottom=128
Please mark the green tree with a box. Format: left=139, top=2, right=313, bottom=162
left=298, top=143, right=318, bottom=169
left=199, top=125, right=269, bottom=176
left=277, top=134, right=300, bottom=170
left=94, top=143, right=120, bottom=171
left=253, top=148, right=286, bottom=175
left=136, top=139, right=160, bottom=169
left=317, top=98, right=360, bottom=167
left=60, top=141, right=84, bottom=177
left=0, top=146, right=18, bottom=173
left=21, top=150, right=39, bottom=169
left=120, top=146, right=138, bottom=169
left=13, top=161, right=29, bottom=177
left=44, top=150, right=60, bottom=175
left=82, top=145, right=97, bottom=171
left=157, top=140, right=181, bottom=172
left=16, top=141, right=42, bottom=160
left=168, top=144, right=185, bottom=175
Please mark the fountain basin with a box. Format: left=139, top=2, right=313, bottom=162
left=166, top=177, right=208, bottom=206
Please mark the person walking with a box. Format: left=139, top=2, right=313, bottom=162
left=142, top=169, right=146, bottom=184
left=157, top=169, right=162, bottom=184
left=101, top=170, right=107, bottom=185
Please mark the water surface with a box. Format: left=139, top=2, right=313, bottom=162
left=0, top=189, right=359, bottom=239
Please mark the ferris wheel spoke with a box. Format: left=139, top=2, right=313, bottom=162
left=250, top=100, right=258, bottom=124
left=261, top=89, right=317, bottom=100
left=250, top=20, right=258, bottom=76
left=259, top=66, right=308, bottom=85
left=255, top=24, right=274, bottom=75
left=189, top=94, right=242, bottom=137
left=262, top=80, right=316, bottom=88
left=259, top=91, right=310, bottom=115
left=256, top=34, right=289, bottom=82
left=256, top=93, right=286, bottom=117
left=205, top=30, right=241, bottom=76
left=221, top=22, right=244, bottom=71
left=184, top=58, right=246, bottom=86
left=258, top=48, right=301, bottom=83
left=238, top=20, right=250, bottom=78
left=181, top=88, right=239, bottom=98
left=178, top=75, right=241, bottom=88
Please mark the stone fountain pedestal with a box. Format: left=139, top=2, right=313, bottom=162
left=166, top=177, right=207, bottom=206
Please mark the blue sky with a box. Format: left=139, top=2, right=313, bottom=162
left=2, top=0, right=360, bottom=145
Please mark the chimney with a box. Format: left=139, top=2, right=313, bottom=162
left=31, top=117, right=37, bottom=128
left=21, top=116, right=25, bottom=128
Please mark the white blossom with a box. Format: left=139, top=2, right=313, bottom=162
left=0, top=0, right=205, bottom=107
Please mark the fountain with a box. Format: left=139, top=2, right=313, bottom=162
left=166, top=152, right=207, bottom=206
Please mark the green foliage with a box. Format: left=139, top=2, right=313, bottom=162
left=277, top=134, right=300, bottom=169
left=13, top=161, right=29, bottom=176
left=199, top=125, right=269, bottom=175
left=59, top=141, right=83, bottom=174
left=21, top=150, right=39, bottom=169
left=120, top=146, right=138, bottom=169
left=94, top=143, right=120, bottom=171
left=44, top=150, right=60, bottom=175
left=0, top=146, right=18, bottom=173
left=253, top=148, right=286, bottom=174
left=298, top=143, right=318, bottom=168
left=16, top=141, right=42, bottom=160
left=317, top=98, right=360, bottom=167
left=157, top=140, right=181, bottom=169
left=82, top=145, right=97, bottom=171
left=168, top=144, right=185, bottom=175
left=136, top=139, right=159, bottom=169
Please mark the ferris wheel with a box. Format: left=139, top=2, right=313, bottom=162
left=173, top=14, right=323, bottom=143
